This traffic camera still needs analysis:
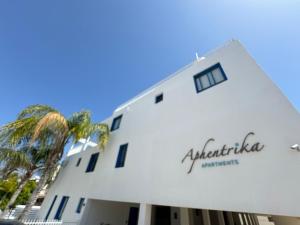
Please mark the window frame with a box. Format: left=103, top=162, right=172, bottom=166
left=115, top=143, right=128, bottom=168
left=76, top=158, right=81, bottom=167
left=76, top=197, right=85, bottom=214
left=193, top=63, right=227, bottom=93
left=45, top=195, right=57, bottom=220
left=155, top=93, right=163, bottom=104
left=111, top=115, right=123, bottom=131
left=54, top=196, right=69, bottom=220
left=85, top=152, right=99, bottom=173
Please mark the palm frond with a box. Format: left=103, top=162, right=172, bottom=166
left=31, top=112, right=68, bottom=145
left=17, top=105, right=57, bottom=119
left=92, top=123, right=109, bottom=150
left=0, top=148, right=32, bottom=170
left=67, top=111, right=92, bottom=142
left=0, top=117, right=38, bottom=146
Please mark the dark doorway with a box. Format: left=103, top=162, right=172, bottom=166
left=128, top=207, right=139, bottom=225
left=154, top=206, right=171, bottom=225
left=193, top=209, right=204, bottom=225
left=209, top=210, right=220, bottom=225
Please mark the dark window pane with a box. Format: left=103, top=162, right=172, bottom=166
left=212, top=67, right=225, bottom=83
left=207, top=72, right=215, bottom=85
left=111, top=115, right=123, bottom=131
left=86, top=153, right=99, bottom=173
left=45, top=195, right=57, bottom=220
left=54, top=196, right=69, bottom=220
left=200, top=75, right=210, bottom=89
left=195, top=77, right=202, bottom=91
left=115, top=144, right=128, bottom=168
left=76, top=198, right=85, bottom=213
left=155, top=94, right=163, bottom=103
left=76, top=158, right=81, bottom=167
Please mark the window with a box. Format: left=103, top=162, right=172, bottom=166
left=115, top=144, right=128, bottom=168
left=54, top=196, right=69, bottom=220
left=76, top=158, right=81, bottom=167
left=76, top=198, right=85, bottom=213
left=194, top=63, right=227, bottom=93
left=155, top=93, right=163, bottom=104
left=86, top=153, right=99, bottom=173
left=111, top=115, right=122, bottom=131
left=45, top=195, right=57, bottom=220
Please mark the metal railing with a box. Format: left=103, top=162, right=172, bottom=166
left=22, top=220, right=62, bottom=225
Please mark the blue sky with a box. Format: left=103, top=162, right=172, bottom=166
left=0, top=0, right=299, bottom=125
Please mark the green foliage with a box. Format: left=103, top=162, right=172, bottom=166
left=0, top=104, right=109, bottom=156
left=0, top=104, right=110, bottom=217
left=14, top=180, right=37, bottom=206
left=0, top=175, right=37, bottom=210
left=0, top=148, right=32, bottom=172
left=0, top=174, right=18, bottom=210
left=17, top=104, right=57, bottom=120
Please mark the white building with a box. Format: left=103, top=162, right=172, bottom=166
left=38, top=40, right=300, bottom=225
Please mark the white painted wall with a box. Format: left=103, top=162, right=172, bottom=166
left=39, top=40, right=300, bottom=223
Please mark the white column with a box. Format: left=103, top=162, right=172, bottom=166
left=202, top=210, right=211, bottom=225
left=251, top=215, right=259, bottom=225
left=239, top=213, right=245, bottom=225
left=180, top=208, right=191, bottom=225
left=138, top=203, right=152, bottom=225
left=217, top=211, right=225, bottom=225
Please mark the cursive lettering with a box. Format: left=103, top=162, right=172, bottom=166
left=182, top=132, right=264, bottom=174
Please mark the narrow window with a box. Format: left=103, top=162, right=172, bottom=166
left=76, top=158, right=81, bottom=167
left=76, top=198, right=85, bottom=213
left=111, top=115, right=123, bottom=131
left=194, top=63, right=227, bottom=93
left=54, top=196, right=69, bottom=220
left=155, top=93, right=163, bottom=104
left=45, top=195, right=57, bottom=220
left=115, top=144, right=128, bottom=168
left=86, top=153, right=99, bottom=173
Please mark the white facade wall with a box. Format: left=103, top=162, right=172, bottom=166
left=39, top=40, right=300, bottom=223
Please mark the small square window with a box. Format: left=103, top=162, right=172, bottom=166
left=115, top=144, right=128, bottom=168
left=194, top=63, right=227, bottom=93
left=86, top=153, right=99, bottom=173
left=76, top=158, right=81, bottom=167
left=155, top=93, right=163, bottom=104
left=111, top=115, right=122, bottom=131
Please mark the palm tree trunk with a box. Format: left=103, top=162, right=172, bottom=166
left=17, top=161, right=55, bottom=221
left=0, top=193, right=8, bottom=203
left=0, top=171, right=32, bottom=219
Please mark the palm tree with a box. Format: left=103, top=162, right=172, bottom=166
left=0, top=147, right=48, bottom=218
left=0, top=105, right=109, bottom=220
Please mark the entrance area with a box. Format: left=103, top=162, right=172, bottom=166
left=78, top=200, right=300, bottom=225
left=128, top=207, right=139, bottom=225
left=151, top=206, right=171, bottom=225
left=79, top=199, right=139, bottom=225
left=150, top=205, right=275, bottom=225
